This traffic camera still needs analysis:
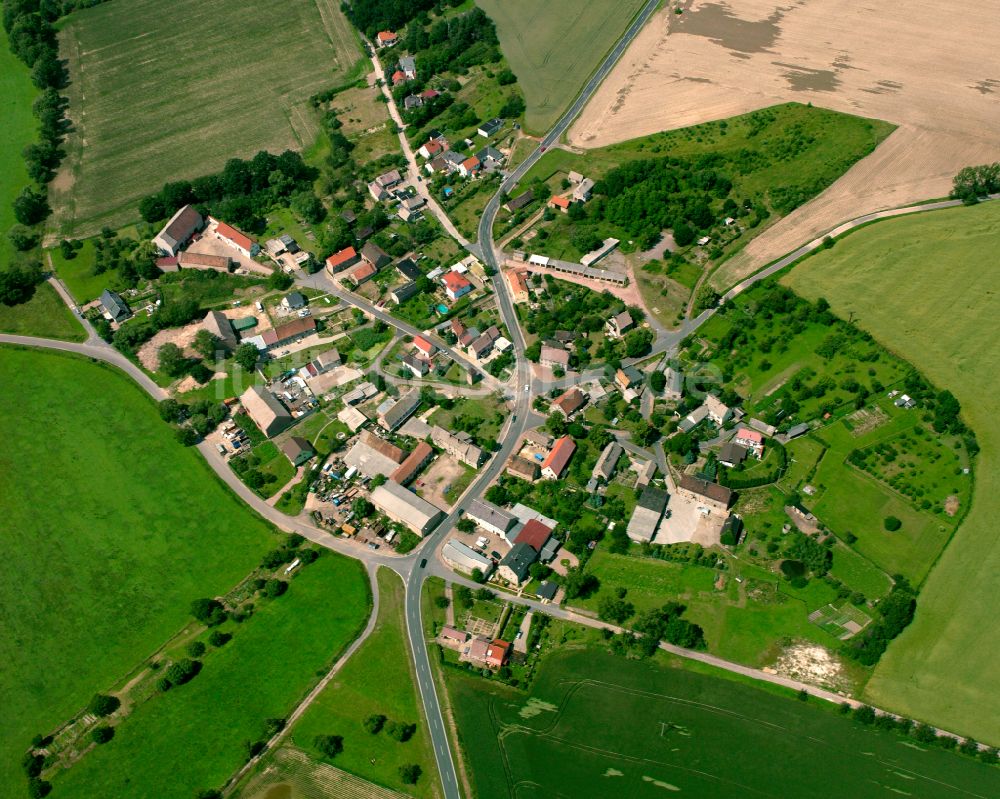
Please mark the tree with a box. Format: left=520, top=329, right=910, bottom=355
left=164, top=658, right=200, bottom=687
left=471, top=567, right=485, bottom=583
left=158, top=343, right=189, bottom=377
left=268, top=271, right=294, bottom=291
left=193, top=329, right=225, bottom=359
left=0, top=265, right=41, bottom=306
left=649, top=370, right=666, bottom=392
left=190, top=597, right=228, bottom=626
left=624, top=328, right=654, bottom=358
left=208, top=630, right=231, bottom=648
left=563, top=567, right=600, bottom=599
left=433, top=595, right=450, bottom=609
left=314, top=734, right=344, bottom=759
left=88, top=693, right=121, bottom=717
left=186, top=641, right=206, bottom=658
left=853, top=705, right=877, bottom=725
left=456, top=518, right=476, bottom=534
left=7, top=223, right=38, bottom=251
left=598, top=596, right=635, bottom=624
left=91, top=725, right=114, bottom=744
left=352, top=497, right=374, bottom=519
left=234, top=342, right=259, bottom=372
left=27, top=777, right=52, bottom=798
left=370, top=474, right=387, bottom=489
left=363, top=713, right=386, bottom=734
left=385, top=720, right=416, bottom=742
left=883, top=516, right=902, bottom=532
left=264, top=579, right=288, bottom=598
left=399, top=764, right=422, bottom=785
left=13, top=186, right=50, bottom=225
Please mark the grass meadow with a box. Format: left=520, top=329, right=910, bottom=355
left=54, top=0, right=364, bottom=235
left=784, top=200, right=1000, bottom=742
left=446, top=647, right=1000, bottom=798
left=475, top=0, right=647, bottom=133
left=289, top=568, right=439, bottom=798
left=0, top=28, right=37, bottom=269
left=0, top=347, right=282, bottom=790
left=54, top=554, right=371, bottom=799
left=0, top=281, right=85, bottom=340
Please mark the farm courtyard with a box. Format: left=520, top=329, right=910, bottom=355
left=569, top=0, right=1000, bottom=289
left=52, top=0, right=363, bottom=235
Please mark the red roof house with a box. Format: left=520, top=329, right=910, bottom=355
left=442, top=271, right=473, bottom=301
left=541, top=436, right=576, bottom=480
left=325, top=246, right=360, bottom=273
left=548, top=195, right=571, bottom=212
left=214, top=221, right=255, bottom=253
left=484, top=639, right=511, bottom=669
left=391, top=70, right=407, bottom=84
left=413, top=336, right=436, bottom=357
left=376, top=30, right=397, bottom=46
left=514, top=519, right=553, bottom=554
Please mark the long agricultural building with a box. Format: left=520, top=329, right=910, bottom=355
left=510, top=254, right=627, bottom=285
left=370, top=480, right=444, bottom=536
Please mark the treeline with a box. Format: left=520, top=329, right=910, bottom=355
left=402, top=7, right=500, bottom=76
left=345, top=0, right=463, bottom=38
left=844, top=578, right=917, bottom=665
left=950, top=163, right=1000, bottom=204
left=138, top=150, right=317, bottom=233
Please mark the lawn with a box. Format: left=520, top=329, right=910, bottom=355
left=0, top=27, right=37, bottom=269
left=445, top=646, right=1000, bottom=798
left=784, top=200, right=1000, bottom=743
left=431, top=394, right=506, bottom=450
left=0, top=346, right=281, bottom=791
left=53, top=0, right=363, bottom=235
left=47, top=238, right=106, bottom=303
left=475, top=0, right=647, bottom=133
left=0, top=282, right=85, bottom=340
left=291, top=568, right=439, bottom=798
left=572, top=541, right=843, bottom=667
left=53, top=554, right=371, bottom=799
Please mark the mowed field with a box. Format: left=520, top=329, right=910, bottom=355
left=0, top=27, right=37, bottom=267
left=53, top=0, right=363, bottom=235
left=446, top=647, right=1000, bottom=798
left=0, top=347, right=279, bottom=789
left=569, top=1, right=1000, bottom=289
left=783, top=201, right=1000, bottom=743
left=475, top=0, right=647, bottom=133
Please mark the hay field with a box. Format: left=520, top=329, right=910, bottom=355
left=569, top=0, right=1000, bottom=289
left=53, top=0, right=363, bottom=235
left=783, top=201, right=1000, bottom=744
left=475, top=0, right=647, bottom=133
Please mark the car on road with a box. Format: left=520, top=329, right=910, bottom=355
left=516, top=630, right=523, bottom=640
left=420, top=558, right=427, bottom=568
left=524, top=385, right=529, bottom=392
left=540, top=146, right=547, bottom=152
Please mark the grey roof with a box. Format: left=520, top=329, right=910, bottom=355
left=664, top=367, right=684, bottom=395
left=539, top=538, right=560, bottom=562
left=203, top=310, right=237, bottom=351
left=678, top=405, right=709, bottom=432
left=401, top=353, right=428, bottom=375
left=379, top=388, right=421, bottom=430
left=626, top=486, right=670, bottom=542
left=476, top=146, right=503, bottom=163
left=592, top=441, right=622, bottom=482
left=285, top=291, right=306, bottom=309
left=396, top=258, right=421, bottom=280
left=100, top=289, right=130, bottom=321
left=478, top=117, right=503, bottom=134
left=466, top=498, right=518, bottom=534
left=719, top=442, right=747, bottom=465
left=442, top=540, right=493, bottom=574
left=786, top=422, right=810, bottom=438
left=536, top=580, right=558, bottom=600
left=399, top=55, right=416, bottom=72
left=611, top=310, right=633, bottom=330
left=391, top=281, right=419, bottom=303
left=370, top=480, right=443, bottom=535
left=499, top=541, right=537, bottom=582
left=343, top=439, right=402, bottom=479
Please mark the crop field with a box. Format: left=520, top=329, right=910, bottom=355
left=446, top=647, right=1000, bottom=798
left=290, top=569, right=439, bottom=798
left=0, top=28, right=37, bottom=268
left=53, top=0, right=363, bottom=234
left=53, top=554, right=371, bottom=799
left=0, top=346, right=281, bottom=790
left=784, top=201, right=1000, bottom=743
left=0, top=282, right=85, bottom=340
left=569, top=1, right=1000, bottom=290
left=475, top=0, right=647, bottom=132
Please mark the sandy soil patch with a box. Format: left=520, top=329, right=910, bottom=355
left=416, top=454, right=466, bottom=511
left=137, top=321, right=202, bottom=370
left=945, top=495, right=960, bottom=517
left=569, top=1, right=1000, bottom=288
left=174, top=371, right=226, bottom=393
left=771, top=642, right=851, bottom=693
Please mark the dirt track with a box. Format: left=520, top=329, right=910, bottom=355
left=568, top=0, right=1000, bottom=288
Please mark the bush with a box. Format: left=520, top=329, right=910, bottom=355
left=314, top=734, right=344, bottom=759
left=853, top=705, right=876, bottom=725
left=363, top=714, right=386, bottom=734
left=91, top=725, right=114, bottom=744
left=27, top=777, right=52, bottom=799
left=264, top=579, right=288, bottom=598
left=208, top=630, right=232, bottom=648
left=164, top=658, right=201, bottom=688
left=883, top=516, right=902, bottom=531
left=385, top=720, right=416, bottom=742
left=186, top=641, right=206, bottom=658
left=399, top=764, right=422, bottom=785
left=87, top=693, right=120, bottom=717
left=190, top=597, right=228, bottom=626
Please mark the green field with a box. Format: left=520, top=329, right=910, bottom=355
left=290, top=568, right=439, bottom=797
left=54, top=0, right=363, bottom=234
left=0, top=281, right=85, bottom=340
left=446, top=646, right=1000, bottom=798
left=0, top=28, right=37, bottom=269
left=475, top=0, right=647, bottom=133
left=0, top=346, right=281, bottom=790
left=784, top=201, right=1000, bottom=742
left=54, top=554, right=371, bottom=799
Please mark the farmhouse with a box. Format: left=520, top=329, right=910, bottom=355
left=378, top=388, right=421, bottom=431
left=733, top=428, right=765, bottom=458
left=663, top=367, right=684, bottom=400
left=391, top=441, right=434, bottom=485
left=306, top=349, right=341, bottom=375
left=552, top=387, right=586, bottom=417
left=677, top=475, right=734, bottom=512
left=153, top=205, right=203, bottom=256
left=718, top=442, right=748, bottom=468
left=548, top=195, right=571, bottom=213
left=100, top=289, right=131, bottom=323
left=626, top=486, right=670, bottom=543
left=706, top=395, right=732, bottom=426
left=202, top=310, right=237, bottom=352
left=347, top=262, right=376, bottom=286
left=504, top=190, right=534, bottom=213
left=678, top=405, right=709, bottom=433
left=240, top=386, right=292, bottom=438
left=458, top=156, right=481, bottom=178
left=541, top=436, right=575, bottom=480
left=590, top=441, right=622, bottom=487
left=606, top=310, right=634, bottom=338
left=466, top=636, right=510, bottom=668
left=344, top=431, right=405, bottom=478
left=326, top=246, right=360, bottom=273
left=361, top=241, right=391, bottom=270
left=513, top=519, right=553, bottom=555
left=442, top=540, right=494, bottom=577
left=572, top=177, right=595, bottom=202
left=430, top=426, right=486, bottom=467
left=497, top=542, right=537, bottom=585
left=391, top=282, right=419, bottom=304
left=507, top=269, right=530, bottom=302
left=418, top=140, right=445, bottom=159
left=401, top=354, right=429, bottom=377
left=376, top=30, right=398, bottom=47
left=539, top=345, right=570, bottom=370
left=442, top=271, right=472, bottom=301
left=465, top=498, right=519, bottom=537
left=396, top=258, right=421, bottom=281
left=177, top=251, right=233, bottom=272
left=468, top=326, right=500, bottom=360
left=280, top=436, right=314, bottom=467
left=370, top=480, right=444, bottom=536
left=214, top=220, right=258, bottom=257
left=506, top=455, right=540, bottom=482
left=477, top=118, right=503, bottom=137
left=615, top=366, right=642, bottom=391
left=413, top=336, right=436, bottom=357
left=255, top=317, right=316, bottom=351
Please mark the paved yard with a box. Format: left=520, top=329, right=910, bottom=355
left=658, top=490, right=725, bottom=546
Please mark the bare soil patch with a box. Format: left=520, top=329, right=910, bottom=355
left=137, top=321, right=202, bottom=370
left=771, top=642, right=851, bottom=693
left=570, top=0, right=1000, bottom=288
left=416, top=454, right=465, bottom=511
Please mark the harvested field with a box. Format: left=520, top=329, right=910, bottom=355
left=53, top=0, right=363, bottom=235
left=569, top=1, right=1000, bottom=289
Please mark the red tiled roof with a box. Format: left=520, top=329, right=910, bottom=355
left=549, top=196, right=570, bottom=208
left=442, top=271, right=471, bottom=292
left=461, top=156, right=480, bottom=170
left=351, top=262, right=376, bottom=282
left=541, top=436, right=575, bottom=477
left=508, top=269, right=529, bottom=294
left=485, top=639, right=511, bottom=667
left=391, top=441, right=433, bottom=484
left=553, top=388, right=585, bottom=416
left=515, top=519, right=552, bottom=553
left=326, top=246, right=358, bottom=269
left=421, top=89, right=440, bottom=99
left=450, top=318, right=466, bottom=335
left=377, top=30, right=396, bottom=42
left=735, top=428, right=764, bottom=443
left=414, top=336, right=435, bottom=355
left=215, top=221, right=253, bottom=251
left=392, top=70, right=406, bottom=83
left=422, top=140, right=442, bottom=155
